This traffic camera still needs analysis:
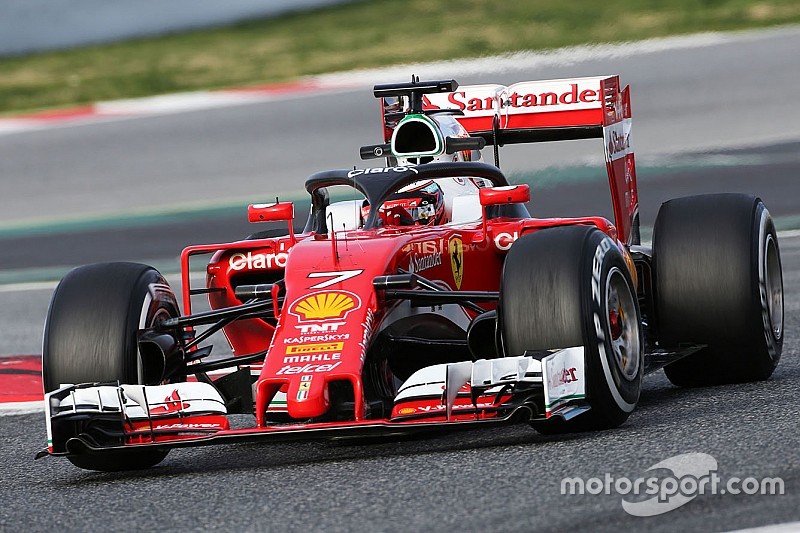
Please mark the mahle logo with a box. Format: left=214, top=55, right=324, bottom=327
left=285, top=342, right=344, bottom=355
left=289, top=291, right=361, bottom=321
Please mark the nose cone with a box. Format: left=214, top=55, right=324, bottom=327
left=257, top=288, right=367, bottom=423
left=286, top=373, right=330, bottom=419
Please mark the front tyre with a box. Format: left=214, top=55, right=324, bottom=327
left=501, top=226, right=643, bottom=432
left=43, top=262, right=179, bottom=470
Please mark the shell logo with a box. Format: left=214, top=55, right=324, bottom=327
left=289, top=290, right=361, bottom=321
left=397, top=407, right=416, bottom=415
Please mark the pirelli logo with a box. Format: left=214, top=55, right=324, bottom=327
left=285, top=342, right=345, bottom=355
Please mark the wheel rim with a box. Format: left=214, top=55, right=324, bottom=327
left=606, top=267, right=640, bottom=381
left=137, top=299, right=173, bottom=385
left=765, top=234, right=783, bottom=339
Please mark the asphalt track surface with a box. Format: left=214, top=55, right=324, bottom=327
left=0, top=232, right=796, bottom=533
left=1, top=28, right=800, bottom=532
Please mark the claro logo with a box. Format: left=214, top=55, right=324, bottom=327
left=229, top=251, right=288, bottom=270
left=494, top=231, right=519, bottom=251
left=347, top=166, right=418, bottom=178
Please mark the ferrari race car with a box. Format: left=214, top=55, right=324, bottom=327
left=39, top=76, right=784, bottom=471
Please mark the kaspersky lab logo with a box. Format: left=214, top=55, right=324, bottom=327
left=288, top=290, right=362, bottom=322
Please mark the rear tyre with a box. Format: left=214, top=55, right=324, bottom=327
left=501, top=226, right=643, bottom=432
left=653, top=194, right=783, bottom=386
left=43, top=262, right=179, bottom=470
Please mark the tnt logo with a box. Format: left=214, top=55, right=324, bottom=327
left=295, top=321, right=346, bottom=334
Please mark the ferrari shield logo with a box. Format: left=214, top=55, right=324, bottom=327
left=448, top=236, right=463, bottom=289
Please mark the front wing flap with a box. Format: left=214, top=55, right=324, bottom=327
left=40, top=350, right=588, bottom=458
left=390, top=349, right=587, bottom=421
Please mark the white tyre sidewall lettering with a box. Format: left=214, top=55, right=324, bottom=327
left=137, top=279, right=179, bottom=385
left=757, top=207, right=782, bottom=361
left=591, top=237, right=639, bottom=413
left=137, top=291, right=152, bottom=384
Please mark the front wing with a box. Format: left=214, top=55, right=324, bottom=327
left=39, top=350, right=588, bottom=459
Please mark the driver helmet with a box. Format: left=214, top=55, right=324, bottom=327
left=372, top=180, right=446, bottom=226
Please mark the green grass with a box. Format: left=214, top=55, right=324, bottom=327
left=1, top=0, right=799, bottom=114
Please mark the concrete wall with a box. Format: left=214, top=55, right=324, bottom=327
left=0, top=0, right=353, bottom=57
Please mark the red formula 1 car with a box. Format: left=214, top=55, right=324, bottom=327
left=40, top=76, right=784, bottom=471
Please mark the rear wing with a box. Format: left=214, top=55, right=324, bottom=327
left=378, top=75, right=639, bottom=244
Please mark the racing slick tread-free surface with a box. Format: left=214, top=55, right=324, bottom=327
left=501, top=226, right=643, bottom=431
left=43, top=262, right=174, bottom=390
left=653, top=194, right=783, bottom=386
left=42, top=262, right=177, bottom=470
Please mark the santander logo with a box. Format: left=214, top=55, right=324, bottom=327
left=425, top=83, right=600, bottom=111
left=446, top=83, right=598, bottom=111
left=608, top=129, right=630, bottom=156
left=604, top=119, right=632, bottom=160
left=424, top=79, right=606, bottom=117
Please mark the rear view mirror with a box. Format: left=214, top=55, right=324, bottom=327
left=248, top=202, right=294, bottom=223
left=479, top=185, right=530, bottom=207
left=247, top=202, right=295, bottom=243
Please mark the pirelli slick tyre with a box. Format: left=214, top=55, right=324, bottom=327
left=500, top=226, right=643, bottom=431
left=653, top=194, right=783, bottom=387
left=43, top=262, right=179, bottom=471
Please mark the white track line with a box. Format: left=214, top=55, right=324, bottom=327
left=0, top=26, right=797, bottom=136
left=0, top=400, right=43, bottom=415
left=726, top=522, right=800, bottom=532
left=316, top=26, right=800, bottom=87
left=0, top=274, right=206, bottom=292
left=1, top=230, right=799, bottom=292
left=0, top=281, right=58, bottom=293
